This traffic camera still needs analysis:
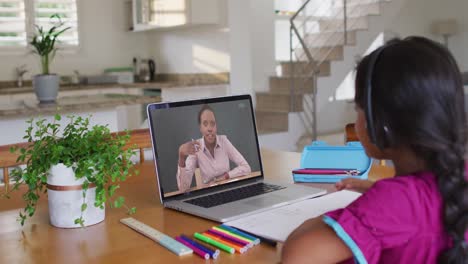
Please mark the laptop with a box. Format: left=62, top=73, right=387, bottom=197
left=147, top=94, right=325, bottom=222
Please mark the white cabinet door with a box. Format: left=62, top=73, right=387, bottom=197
left=103, top=88, right=127, bottom=94
left=59, top=88, right=102, bottom=98
left=132, top=0, right=218, bottom=31
left=0, top=94, right=11, bottom=105
left=11, top=93, right=36, bottom=101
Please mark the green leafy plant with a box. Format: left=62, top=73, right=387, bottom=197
left=3, top=114, right=138, bottom=226
left=30, top=14, right=70, bottom=75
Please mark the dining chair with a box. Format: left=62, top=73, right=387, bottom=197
left=0, top=128, right=152, bottom=193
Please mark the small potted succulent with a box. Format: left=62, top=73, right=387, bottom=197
left=30, top=14, right=70, bottom=104
left=5, top=114, right=138, bottom=228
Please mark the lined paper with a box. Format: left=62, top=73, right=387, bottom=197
left=224, top=190, right=361, bottom=242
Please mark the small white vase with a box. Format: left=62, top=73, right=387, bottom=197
left=33, top=74, right=59, bottom=104
left=47, top=163, right=105, bottom=228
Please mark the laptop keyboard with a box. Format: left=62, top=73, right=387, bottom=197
left=185, top=183, right=286, bottom=208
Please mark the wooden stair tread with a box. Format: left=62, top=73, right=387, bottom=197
left=255, top=109, right=290, bottom=114
left=257, top=128, right=288, bottom=135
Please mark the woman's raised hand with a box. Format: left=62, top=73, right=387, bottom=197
left=179, top=140, right=201, bottom=158
left=178, top=140, right=201, bottom=167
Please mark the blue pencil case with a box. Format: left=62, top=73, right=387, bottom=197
left=292, top=141, right=372, bottom=183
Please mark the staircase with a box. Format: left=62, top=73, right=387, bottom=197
left=255, top=0, right=405, bottom=150
left=256, top=61, right=330, bottom=134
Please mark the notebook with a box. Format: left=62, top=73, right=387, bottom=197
left=224, top=190, right=362, bottom=242
left=146, top=94, right=325, bottom=222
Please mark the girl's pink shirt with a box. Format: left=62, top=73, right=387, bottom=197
left=325, top=171, right=467, bottom=263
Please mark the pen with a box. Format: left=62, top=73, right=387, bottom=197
left=212, top=226, right=253, bottom=244
left=219, top=224, right=261, bottom=245
left=194, top=232, right=235, bottom=254
left=207, top=228, right=252, bottom=248
left=175, top=237, right=209, bottom=259
left=219, top=225, right=276, bottom=246
left=302, top=167, right=358, bottom=170
left=191, top=138, right=199, bottom=151
left=179, top=235, right=220, bottom=259
left=292, top=169, right=361, bottom=175
left=202, top=232, right=248, bottom=254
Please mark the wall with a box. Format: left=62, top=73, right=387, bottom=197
left=147, top=0, right=230, bottom=75
left=228, top=0, right=276, bottom=95
left=148, top=0, right=276, bottom=96
left=388, top=0, right=468, bottom=71
left=311, top=0, right=468, bottom=135
left=0, top=0, right=150, bottom=81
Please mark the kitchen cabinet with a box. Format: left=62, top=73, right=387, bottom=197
left=131, top=0, right=219, bottom=31
left=10, top=92, right=35, bottom=102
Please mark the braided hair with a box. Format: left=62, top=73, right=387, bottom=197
left=354, top=36, right=468, bottom=263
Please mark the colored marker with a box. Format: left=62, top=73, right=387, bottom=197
left=180, top=235, right=220, bottom=259
left=194, top=232, right=235, bottom=254
left=175, top=237, right=209, bottom=259
left=207, top=229, right=250, bottom=248
left=188, top=239, right=221, bottom=259
left=220, top=224, right=260, bottom=245
left=202, top=232, right=247, bottom=254
left=212, top=226, right=253, bottom=244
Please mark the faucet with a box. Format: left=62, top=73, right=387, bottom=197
left=16, top=65, right=28, bottom=87
left=72, top=70, right=80, bottom=84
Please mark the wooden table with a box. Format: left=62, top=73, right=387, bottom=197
left=0, top=149, right=394, bottom=264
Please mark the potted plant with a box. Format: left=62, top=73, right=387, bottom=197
left=5, top=114, right=137, bottom=228
left=30, top=14, right=70, bottom=104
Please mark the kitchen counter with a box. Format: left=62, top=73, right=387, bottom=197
left=0, top=93, right=161, bottom=118
left=0, top=73, right=229, bottom=95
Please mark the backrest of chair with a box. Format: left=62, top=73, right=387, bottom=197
left=119, top=128, right=152, bottom=163
left=344, top=123, right=389, bottom=166
left=0, top=141, right=31, bottom=191
left=0, top=128, right=152, bottom=191
left=345, top=123, right=359, bottom=143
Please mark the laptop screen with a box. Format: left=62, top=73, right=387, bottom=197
left=147, top=95, right=263, bottom=199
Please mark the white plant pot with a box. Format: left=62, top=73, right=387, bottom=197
left=33, top=74, right=59, bottom=104
left=47, top=163, right=105, bottom=228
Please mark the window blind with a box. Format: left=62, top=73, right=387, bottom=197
left=0, top=0, right=27, bottom=46
left=34, top=0, right=78, bottom=46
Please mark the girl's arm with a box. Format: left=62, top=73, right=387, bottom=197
left=336, top=178, right=374, bottom=193
left=282, top=217, right=353, bottom=264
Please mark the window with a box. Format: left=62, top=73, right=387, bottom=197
left=0, top=0, right=27, bottom=46
left=0, top=0, right=78, bottom=48
left=34, top=0, right=79, bottom=46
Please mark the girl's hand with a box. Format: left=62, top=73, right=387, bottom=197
left=335, top=178, right=374, bottom=193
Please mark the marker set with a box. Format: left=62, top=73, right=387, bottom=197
left=183, top=224, right=261, bottom=259
left=121, top=217, right=261, bottom=260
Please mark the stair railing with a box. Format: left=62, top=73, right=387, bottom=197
left=289, top=0, right=385, bottom=142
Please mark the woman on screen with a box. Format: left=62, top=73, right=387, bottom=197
left=176, top=104, right=251, bottom=192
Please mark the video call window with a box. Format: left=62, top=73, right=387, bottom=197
left=149, top=99, right=262, bottom=197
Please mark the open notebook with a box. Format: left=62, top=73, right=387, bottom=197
left=224, top=190, right=361, bottom=242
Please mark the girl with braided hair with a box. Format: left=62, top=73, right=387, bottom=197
left=282, top=36, right=468, bottom=263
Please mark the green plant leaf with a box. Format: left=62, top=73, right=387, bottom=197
left=29, top=14, right=70, bottom=74
left=108, top=185, right=119, bottom=197
left=128, top=207, right=137, bottom=215
left=114, top=196, right=124, bottom=208
left=74, top=217, right=84, bottom=227
left=81, top=203, right=87, bottom=212
left=54, top=114, right=61, bottom=121
left=4, top=113, right=137, bottom=227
